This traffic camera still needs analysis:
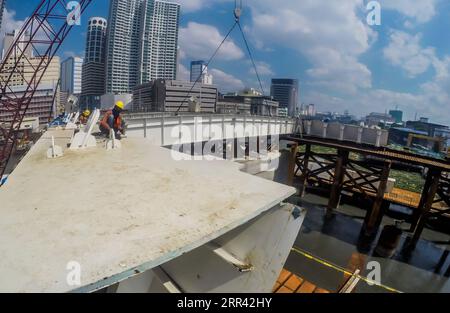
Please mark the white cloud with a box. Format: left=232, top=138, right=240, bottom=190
left=380, top=0, right=437, bottom=23
left=171, top=0, right=207, bottom=12
left=246, top=0, right=374, bottom=95
left=168, top=0, right=230, bottom=13
left=179, top=22, right=244, bottom=61
left=252, top=61, right=274, bottom=76
left=210, top=68, right=244, bottom=92
left=0, top=9, right=26, bottom=35
left=242, top=0, right=448, bottom=124
left=62, top=51, right=83, bottom=59
left=383, top=31, right=436, bottom=77
left=0, top=9, right=26, bottom=53
left=384, top=30, right=450, bottom=79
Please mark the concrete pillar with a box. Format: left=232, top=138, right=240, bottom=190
left=340, top=125, right=345, bottom=141
left=322, top=123, right=328, bottom=138
left=357, top=127, right=363, bottom=144
left=376, top=130, right=382, bottom=147
left=306, top=121, right=312, bottom=135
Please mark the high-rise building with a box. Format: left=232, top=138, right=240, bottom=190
left=132, top=79, right=217, bottom=113
left=140, top=0, right=180, bottom=83
left=0, top=0, right=6, bottom=31
left=270, top=79, right=299, bottom=117
left=105, top=0, right=141, bottom=94
left=389, top=109, right=403, bottom=124
left=61, top=56, right=83, bottom=95
left=105, top=0, right=180, bottom=94
left=1, top=30, right=60, bottom=86
left=81, top=17, right=107, bottom=109
left=190, top=60, right=213, bottom=85
left=0, top=83, right=59, bottom=125
left=1, top=30, right=33, bottom=60
left=1, top=30, right=60, bottom=121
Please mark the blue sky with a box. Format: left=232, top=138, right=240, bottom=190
left=2, top=0, right=450, bottom=125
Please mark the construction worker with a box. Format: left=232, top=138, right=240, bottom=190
left=79, top=109, right=91, bottom=125
left=99, top=101, right=126, bottom=139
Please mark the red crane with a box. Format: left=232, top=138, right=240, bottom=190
left=0, top=0, right=92, bottom=182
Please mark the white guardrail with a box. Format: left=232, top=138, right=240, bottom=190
left=125, top=114, right=297, bottom=147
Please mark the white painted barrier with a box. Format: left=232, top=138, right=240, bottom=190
left=125, top=114, right=296, bottom=147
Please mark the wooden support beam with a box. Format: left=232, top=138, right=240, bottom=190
left=410, top=169, right=442, bottom=247
left=299, top=144, right=311, bottom=197
left=410, top=169, right=435, bottom=231
left=365, top=161, right=392, bottom=235
left=287, top=142, right=299, bottom=187
left=327, top=149, right=349, bottom=216
left=435, top=249, right=449, bottom=274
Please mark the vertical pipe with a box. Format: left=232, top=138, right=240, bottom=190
left=143, top=119, right=147, bottom=138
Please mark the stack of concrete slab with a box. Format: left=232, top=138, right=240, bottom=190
left=305, top=120, right=389, bottom=147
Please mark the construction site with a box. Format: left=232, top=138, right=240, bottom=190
left=1, top=0, right=450, bottom=295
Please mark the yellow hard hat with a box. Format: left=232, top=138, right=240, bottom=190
left=115, top=101, right=124, bottom=110
left=82, top=109, right=91, bottom=117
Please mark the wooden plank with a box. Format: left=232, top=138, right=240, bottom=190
left=276, top=286, right=293, bottom=294
left=272, top=282, right=281, bottom=293
left=297, top=281, right=317, bottom=293
left=314, top=288, right=330, bottom=294
left=277, top=269, right=292, bottom=285
left=285, top=275, right=303, bottom=291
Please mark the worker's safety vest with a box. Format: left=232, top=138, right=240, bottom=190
left=101, top=110, right=123, bottom=131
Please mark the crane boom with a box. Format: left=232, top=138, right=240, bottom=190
left=0, top=0, right=92, bottom=182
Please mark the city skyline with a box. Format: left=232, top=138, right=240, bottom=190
left=1, top=1, right=450, bottom=124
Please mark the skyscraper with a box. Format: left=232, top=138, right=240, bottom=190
left=105, top=0, right=180, bottom=94
left=61, top=56, right=83, bottom=95
left=1, top=29, right=61, bottom=123
left=140, top=0, right=180, bottom=83
left=389, top=109, right=403, bottom=124
left=270, top=79, right=299, bottom=117
left=105, top=0, right=141, bottom=94
left=81, top=17, right=107, bottom=109
left=190, top=60, right=213, bottom=85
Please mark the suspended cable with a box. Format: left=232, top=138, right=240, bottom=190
left=175, top=21, right=238, bottom=114
left=237, top=21, right=265, bottom=96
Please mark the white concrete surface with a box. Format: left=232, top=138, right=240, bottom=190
left=0, top=133, right=296, bottom=292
